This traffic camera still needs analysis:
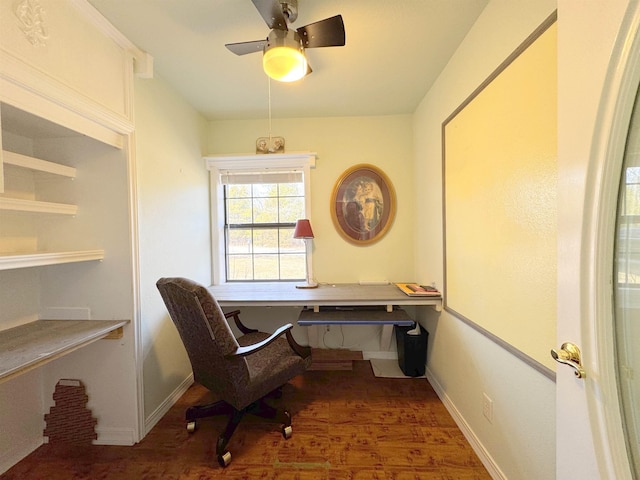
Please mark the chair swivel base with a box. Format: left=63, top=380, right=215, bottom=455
left=185, top=394, right=292, bottom=467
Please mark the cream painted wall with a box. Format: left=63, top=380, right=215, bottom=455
left=208, top=115, right=415, bottom=285
left=207, top=116, right=416, bottom=353
left=134, top=74, right=210, bottom=429
left=413, top=1, right=557, bottom=479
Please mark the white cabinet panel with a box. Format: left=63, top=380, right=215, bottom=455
left=0, top=0, right=130, bottom=121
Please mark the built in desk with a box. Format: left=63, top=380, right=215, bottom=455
left=0, top=319, right=129, bottom=384
left=208, top=283, right=442, bottom=349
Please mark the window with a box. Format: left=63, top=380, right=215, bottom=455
left=224, top=173, right=305, bottom=281
left=617, top=165, right=640, bottom=285
left=206, top=153, right=315, bottom=284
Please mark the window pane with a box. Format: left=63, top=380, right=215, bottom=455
left=618, top=221, right=640, bottom=284
left=227, top=198, right=252, bottom=224
left=280, top=230, right=304, bottom=253
left=227, top=255, right=253, bottom=280
left=227, top=184, right=251, bottom=198
left=253, top=229, right=278, bottom=253
left=253, top=198, right=278, bottom=223
left=254, top=255, right=279, bottom=280
left=279, top=197, right=305, bottom=222
left=280, top=183, right=304, bottom=196
left=227, top=229, right=252, bottom=254
left=625, top=184, right=640, bottom=215
left=253, top=183, right=277, bottom=198
left=625, top=166, right=640, bottom=184
left=280, top=253, right=305, bottom=279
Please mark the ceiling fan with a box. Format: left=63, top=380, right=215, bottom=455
left=225, top=0, right=346, bottom=82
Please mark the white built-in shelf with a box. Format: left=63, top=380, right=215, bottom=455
left=0, top=197, right=78, bottom=215
left=0, top=151, right=78, bottom=213
left=0, top=319, right=129, bottom=384
left=0, top=250, right=105, bottom=271
left=2, top=150, right=76, bottom=178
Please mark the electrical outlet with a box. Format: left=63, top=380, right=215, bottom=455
left=482, top=393, right=493, bottom=423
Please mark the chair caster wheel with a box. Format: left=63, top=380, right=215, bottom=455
left=218, top=450, right=232, bottom=467
left=186, top=421, right=197, bottom=433
left=282, top=425, right=292, bottom=439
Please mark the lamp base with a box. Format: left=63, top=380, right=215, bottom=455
left=295, top=281, right=318, bottom=289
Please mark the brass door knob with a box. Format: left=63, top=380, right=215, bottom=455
left=551, top=342, right=586, bottom=378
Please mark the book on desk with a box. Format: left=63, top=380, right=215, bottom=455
left=395, top=283, right=441, bottom=297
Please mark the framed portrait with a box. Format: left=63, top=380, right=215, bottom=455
left=330, top=164, right=396, bottom=245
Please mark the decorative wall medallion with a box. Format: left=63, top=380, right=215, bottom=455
left=15, top=0, right=49, bottom=47
left=256, top=136, right=285, bottom=154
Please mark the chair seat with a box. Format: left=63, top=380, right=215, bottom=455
left=238, top=333, right=311, bottom=409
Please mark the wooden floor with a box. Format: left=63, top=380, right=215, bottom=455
left=1, top=361, right=491, bottom=479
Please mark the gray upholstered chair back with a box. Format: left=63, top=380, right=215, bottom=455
left=156, top=277, right=249, bottom=399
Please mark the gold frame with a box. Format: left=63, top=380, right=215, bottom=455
left=330, top=164, right=396, bottom=245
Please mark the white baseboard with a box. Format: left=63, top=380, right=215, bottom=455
left=425, top=367, right=506, bottom=480
left=0, top=436, right=43, bottom=475
left=94, top=427, right=136, bottom=446
left=144, top=373, right=194, bottom=436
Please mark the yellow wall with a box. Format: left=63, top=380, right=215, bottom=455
left=208, top=115, right=417, bottom=284
left=444, top=23, right=557, bottom=370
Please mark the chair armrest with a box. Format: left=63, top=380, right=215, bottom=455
left=225, top=323, right=294, bottom=358
left=224, top=309, right=258, bottom=334
left=224, top=323, right=311, bottom=359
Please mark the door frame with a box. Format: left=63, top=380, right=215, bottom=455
left=575, top=1, right=640, bottom=477
left=583, top=2, right=640, bottom=472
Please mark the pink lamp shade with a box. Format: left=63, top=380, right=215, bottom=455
left=293, top=219, right=314, bottom=239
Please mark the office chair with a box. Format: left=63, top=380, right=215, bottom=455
left=156, top=277, right=312, bottom=467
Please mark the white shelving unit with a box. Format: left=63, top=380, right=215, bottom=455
left=2, top=150, right=77, bottom=178
left=0, top=197, right=78, bottom=215
left=0, top=250, right=105, bottom=271
left=0, top=98, right=138, bottom=456
left=0, top=136, right=104, bottom=270
left=0, top=2, right=142, bottom=467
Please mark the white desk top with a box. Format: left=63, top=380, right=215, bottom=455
left=0, top=319, right=128, bottom=384
left=208, top=282, right=442, bottom=309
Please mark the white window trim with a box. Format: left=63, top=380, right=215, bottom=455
left=205, top=152, right=316, bottom=285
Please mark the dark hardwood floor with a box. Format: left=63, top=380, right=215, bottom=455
left=1, top=361, right=491, bottom=479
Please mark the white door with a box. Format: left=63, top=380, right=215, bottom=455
left=557, top=1, right=639, bottom=478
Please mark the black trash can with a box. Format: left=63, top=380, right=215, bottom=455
left=395, top=324, right=428, bottom=377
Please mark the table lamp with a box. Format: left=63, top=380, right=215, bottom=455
left=293, top=219, right=318, bottom=288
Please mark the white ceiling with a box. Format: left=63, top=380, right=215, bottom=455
left=88, top=0, right=489, bottom=121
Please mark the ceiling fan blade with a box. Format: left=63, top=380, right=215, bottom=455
left=251, top=0, right=288, bottom=30
left=225, top=39, right=268, bottom=56
left=297, top=15, right=345, bottom=48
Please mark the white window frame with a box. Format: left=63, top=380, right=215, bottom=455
left=205, top=152, right=316, bottom=285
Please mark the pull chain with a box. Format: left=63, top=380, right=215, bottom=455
left=268, top=77, right=273, bottom=143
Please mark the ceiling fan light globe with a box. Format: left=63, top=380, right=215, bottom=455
left=263, top=46, right=307, bottom=82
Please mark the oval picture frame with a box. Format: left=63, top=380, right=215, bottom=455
left=330, top=164, right=396, bottom=245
